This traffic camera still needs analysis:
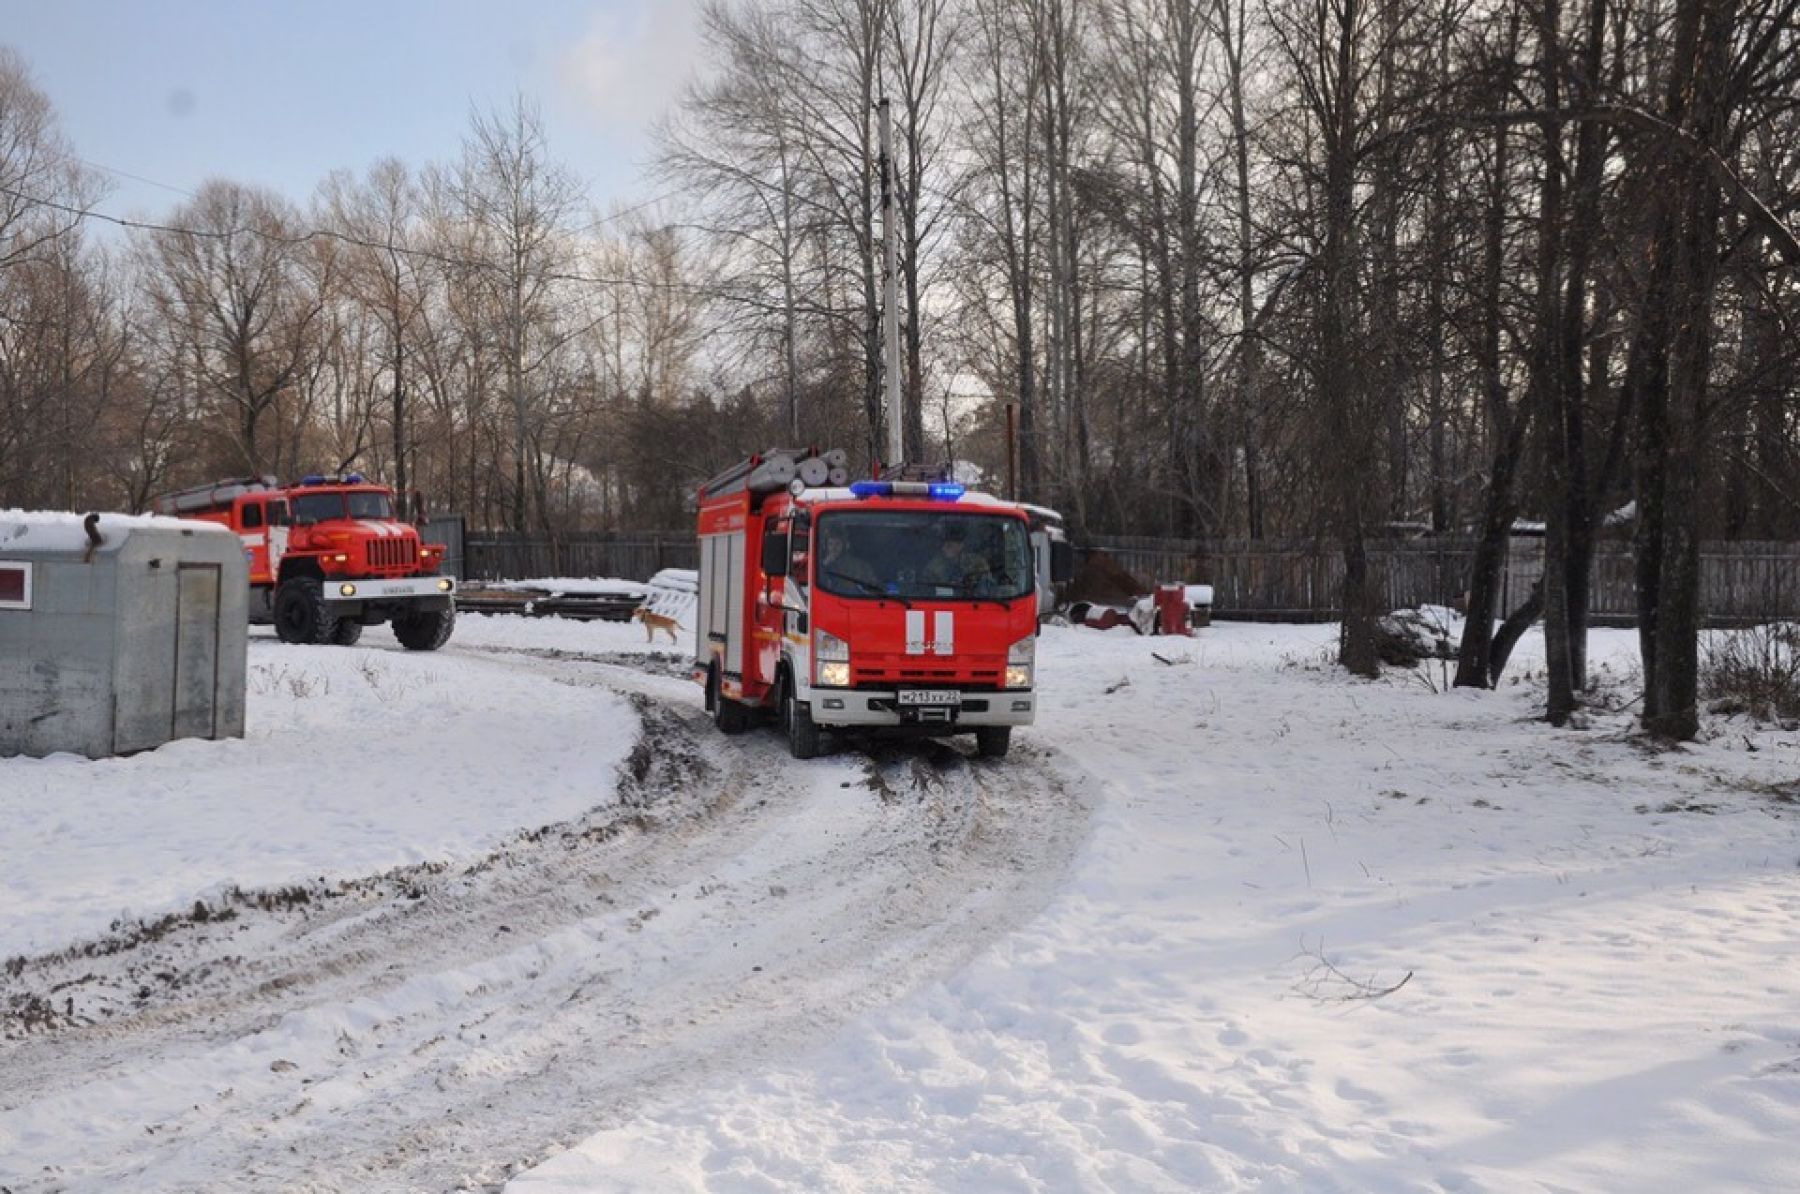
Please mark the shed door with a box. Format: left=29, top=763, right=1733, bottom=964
left=173, top=563, right=222, bottom=739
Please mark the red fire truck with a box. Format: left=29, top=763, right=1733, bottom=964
left=152, top=474, right=456, bottom=650
left=695, top=450, right=1071, bottom=759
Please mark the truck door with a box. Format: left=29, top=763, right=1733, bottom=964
left=239, top=500, right=271, bottom=584
left=752, top=518, right=790, bottom=692
left=267, top=498, right=290, bottom=573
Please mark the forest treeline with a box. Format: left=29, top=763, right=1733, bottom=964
left=1, top=0, right=1797, bottom=735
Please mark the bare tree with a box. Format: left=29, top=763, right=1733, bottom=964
left=449, top=98, right=583, bottom=531
left=139, top=181, right=324, bottom=476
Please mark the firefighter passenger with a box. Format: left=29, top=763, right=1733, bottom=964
left=922, top=522, right=992, bottom=591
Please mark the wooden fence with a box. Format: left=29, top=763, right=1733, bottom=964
left=436, top=521, right=1800, bottom=624
left=1093, top=535, right=1800, bottom=625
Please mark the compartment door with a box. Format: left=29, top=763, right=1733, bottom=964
left=173, top=563, right=223, bottom=739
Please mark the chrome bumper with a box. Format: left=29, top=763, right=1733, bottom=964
left=807, top=688, right=1035, bottom=728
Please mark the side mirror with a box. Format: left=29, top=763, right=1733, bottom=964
left=761, top=533, right=789, bottom=578
left=1050, top=540, right=1076, bottom=585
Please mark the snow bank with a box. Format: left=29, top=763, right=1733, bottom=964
left=0, top=631, right=638, bottom=958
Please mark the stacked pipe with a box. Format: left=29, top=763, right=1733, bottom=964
left=701, top=449, right=849, bottom=499
left=152, top=475, right=278, bottom=516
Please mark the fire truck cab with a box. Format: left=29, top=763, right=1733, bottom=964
left=695, top=451, right=1069, bottom=760
left=153, top=473, right=456, bottom=651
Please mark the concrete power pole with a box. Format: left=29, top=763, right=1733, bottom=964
left=878, top=96, right=903, bottom=471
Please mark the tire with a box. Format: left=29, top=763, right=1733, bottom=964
left=393, top=605, right=455, bottom=651
left=330, top=619, right=364, bottom=647
left=784, top=679, right=822, bottom=760
left=976, top=726, right=1012, bottom=759
left=710, top=667, right=751, bottom=735
left=773, top=669, right=792, bottom=734
left=274, top=577, right=333, bottom=645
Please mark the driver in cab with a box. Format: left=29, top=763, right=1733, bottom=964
left=822, top=524, right=881, bottom=591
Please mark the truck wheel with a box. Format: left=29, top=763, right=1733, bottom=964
left=330, top=619, right=364, bottom=647
left=393, top=606, right=455, bottom=651
left=274, top=577, right=332, bottom=645
left=710, top=668, right=750, bottom=735
left=784, top=681, right=822, bottom=760
left=976, top=726, right=1012, bottom=759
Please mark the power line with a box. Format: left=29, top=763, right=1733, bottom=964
left=74, top=144, right=683, bottom=238
left=75, top=157, right=200, bottom=201
left=573, top=186, right=688, bottom=233
left=0, top=182, right=719, bottom=298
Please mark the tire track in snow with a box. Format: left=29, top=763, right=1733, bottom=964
left=0, top=646, right=1090, bottom=1192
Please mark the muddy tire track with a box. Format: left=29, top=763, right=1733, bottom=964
left=0, top=648, right=1090, bottom=1193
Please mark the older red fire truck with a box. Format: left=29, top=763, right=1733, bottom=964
left=695, top=450, right=1071, bottom=759
left=153, top=474, right=456, bottom=650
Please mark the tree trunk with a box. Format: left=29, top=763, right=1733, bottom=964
left=1535, top=0, right=1575, bottom=726
left=1455, top=94, right=1520, bottom=690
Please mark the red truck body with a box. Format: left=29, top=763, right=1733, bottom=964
left=695, top=453, right=1044, bottom=759
left=152, top=474, right=457, bottom=651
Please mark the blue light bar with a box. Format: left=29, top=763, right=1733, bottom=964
left=849, top=479, right=965, bottom=500
left=300, top=474, right=326, bottom=486
left=345, top=473, right=365, bottom=484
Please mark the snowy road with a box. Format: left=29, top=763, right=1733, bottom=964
left=0, top=644, right=1089, bottom=1192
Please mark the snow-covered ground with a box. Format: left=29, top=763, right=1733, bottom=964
left=516, top=622, right=1800, bottom=1193
left=0, top=626, right=638, bottom=958
left=5, top=611, right=1800, bottom=1191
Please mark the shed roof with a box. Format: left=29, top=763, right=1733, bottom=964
left=0, top=509, right=232, bottom=555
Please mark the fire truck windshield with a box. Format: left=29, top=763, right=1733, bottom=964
left=815, top=510, right=1032, bottom=602
left=292, top=491, right=394, bottom=524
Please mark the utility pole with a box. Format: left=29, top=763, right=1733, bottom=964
left=878, top=96, right=903, bottom=471
left=1005, top=401, right=1019, bottom=501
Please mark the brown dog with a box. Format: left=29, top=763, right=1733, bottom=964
left=632, top=606, right=682, bottom=644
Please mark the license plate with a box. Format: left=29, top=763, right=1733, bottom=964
left=898, top=689, right=960, bottom=706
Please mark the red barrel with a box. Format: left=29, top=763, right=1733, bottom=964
left=1153, top=583, right=1191, bottom=636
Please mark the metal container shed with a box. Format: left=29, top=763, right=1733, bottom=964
left=1, top=510, right=249, bottom=759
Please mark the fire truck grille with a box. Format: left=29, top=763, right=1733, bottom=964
left=365, top=537, right=417, bottom=572
left=853, top=656, right=1006, bottom=689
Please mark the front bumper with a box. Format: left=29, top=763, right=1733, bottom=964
left=807, top=688, right=1035, bottom=729
left=325, top=575, right=456, bottom=618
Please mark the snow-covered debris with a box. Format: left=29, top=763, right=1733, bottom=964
left=1127, top=584, right=1216, bottom=634
left=493, top=576, right=647, bottom=599
left=1377, top=603, right=1460, bottom=665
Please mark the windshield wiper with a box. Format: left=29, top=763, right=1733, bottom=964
left=827, top=569, right=912, bottom=607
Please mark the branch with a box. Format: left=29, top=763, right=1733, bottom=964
left=1444, top=104, right=1800, bottom=268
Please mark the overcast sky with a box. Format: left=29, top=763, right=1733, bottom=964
left=2, top=0, right=700, bottom=221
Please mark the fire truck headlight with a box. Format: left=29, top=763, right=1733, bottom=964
left=437, top=579, right=453, bottom=592
left=1005, top=664, right=1033, bottom=690
left=339, top=583, right=357, bottom=597
left=814, top=628, right=850, bottom=661
left=817, top=661, right=851, bottom=688
left=331, top=552, right=348, bottom=563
